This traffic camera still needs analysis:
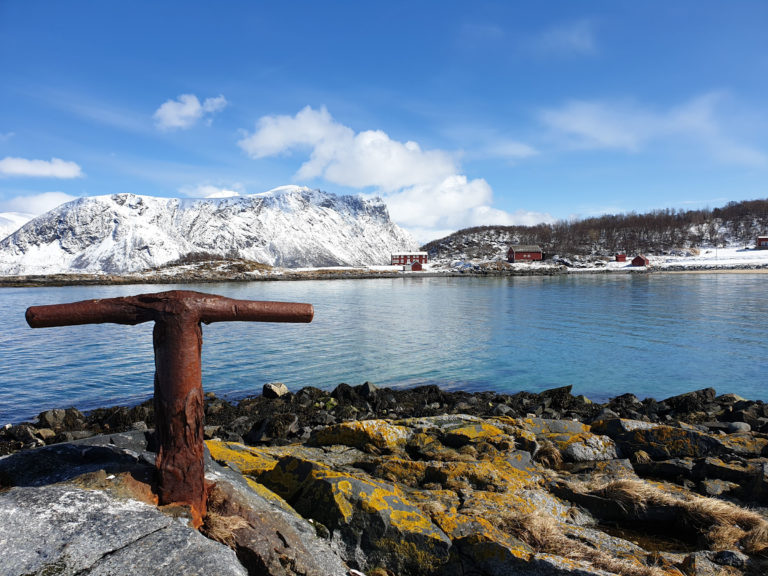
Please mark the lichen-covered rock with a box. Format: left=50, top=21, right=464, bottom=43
left=442, top=422, right=506, bottom=447
left=519, top=417, right=618, bottom=462
left=592, top=418, right=727, bottom=459
left=718, top=432, right=768, bottom=456
left=310, top=419, right=409, bottom=452
left=259, top=455, right=451, bottom=575
left=6, top=405, right=768, bottom=576
left=207, top=439, right=278, bottom=476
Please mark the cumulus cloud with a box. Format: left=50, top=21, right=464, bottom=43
left=239, top=106, right=548, bottom=240
left=153, top=94, right=228, bottom=130
left=535, top=20, right=598, bottom=56
left=540, top=93, right=767, bottom=166
left=0, top=191, right=78, bottom=215
left=179, top=183, right=243, bottom=198
left=0, top=157, right=83, bottom=178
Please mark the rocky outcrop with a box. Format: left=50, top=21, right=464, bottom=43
left=3, top=385, right=768, bottom=575
left=0, top=432, right=349, bottom=576
left=1, top=484, right=248, bottom=576
left=209, top=410, right=768, bottom=576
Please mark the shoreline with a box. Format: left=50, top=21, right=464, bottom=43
left=4, top=382, right=767, bottom=454
left=2, top=263, right=768, bottom=287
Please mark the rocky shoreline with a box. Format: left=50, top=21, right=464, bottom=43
left=3, top=262, right=768, bottom=287
left=0, top=266, right=567, bottom=287
left=2, top=384, right=768, bottom=575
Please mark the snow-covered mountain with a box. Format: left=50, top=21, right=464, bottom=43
left=0, top=187, right=417, bottom=275
left=0, top=212, right=33, bottom=241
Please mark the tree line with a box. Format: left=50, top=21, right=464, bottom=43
left=422, top=198, right=768, bottom=257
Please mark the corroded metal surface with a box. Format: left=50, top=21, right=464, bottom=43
left=26, top=290, right=313, bottom=523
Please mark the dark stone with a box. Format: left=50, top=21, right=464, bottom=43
left=493, top=404, right=513, bottom=417
left=632, top=458, right=696, bottom=481
left=707, top=549, right=748, bottom=568
left=37, top=408, right=67, bottom=430
left=358, top=381, right=378, bottom=398
left=660, top=388, right=716, bottom=414
left=8, top=424, right=41, bottom=445
left=331, top=383, right=358, bottom=404
left=244, top=414, right=300, bottom=444
left=55, top=430, right=97, bottom=443
left=539, top=385, right=574, bottom=410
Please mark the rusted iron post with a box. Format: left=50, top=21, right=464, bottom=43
left=26, top=290, right=313, bottom=524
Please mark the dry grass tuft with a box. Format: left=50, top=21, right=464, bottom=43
left=631, top=450, right=653, bottom=464
left=587, top=479, right=768, bottom=554
left=741, top=523, right=768, bottom=555
left=500, top=510, right=666, bottom=576
left=201, top=511, right=251, bottom=548
left=534, top=439, right=563, bottom=469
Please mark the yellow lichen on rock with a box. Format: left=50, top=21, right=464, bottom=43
left=311, top=419, right=409, bottom=452
left=206, top=440, right=277, bottom=475
left=443, top=423, right=506, bottom=446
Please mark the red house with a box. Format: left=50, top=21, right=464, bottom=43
left=408, top=261, right=423, bottom=272
left=632, top=255, right=650, bottom=267
left=615, top=254, right=627, bottom=262
left=391, top=252, right=428, bottom=265
left=507, top=245, right=543, bottom=263
left=757, top=236, right=768, bottom=249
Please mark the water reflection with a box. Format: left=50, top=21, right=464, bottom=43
left=1, top=274, right=766, bottom=423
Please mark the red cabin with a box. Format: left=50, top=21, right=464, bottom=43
left=408, top=261, right=423, bottom=272
left=507, top=245, right=543, bottom=263
left=632, top=255, right=650, bottom=267
left=615, top=254, right=627, bottom=262
left=391, top=252, right=428, bottom=265
left=757, top=236, right=768, bottom=249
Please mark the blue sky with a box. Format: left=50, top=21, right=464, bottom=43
left=1, top=1, right=767, bottom=242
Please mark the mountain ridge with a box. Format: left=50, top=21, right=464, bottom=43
left=0, top=188, right=416, bottom=275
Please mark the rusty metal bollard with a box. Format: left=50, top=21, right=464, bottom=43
left=26, top=290, right=313, bottom=525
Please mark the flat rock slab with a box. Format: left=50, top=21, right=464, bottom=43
left=0, top=484, right=246, bottom=576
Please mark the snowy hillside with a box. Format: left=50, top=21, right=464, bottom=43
left=0, top=187, right=417, bottom=275
left=0, top=212, right=33, bottom=241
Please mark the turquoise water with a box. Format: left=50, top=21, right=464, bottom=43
left=1, top=274, right=766, bottom=423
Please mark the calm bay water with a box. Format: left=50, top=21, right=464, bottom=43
left=1, top=274, right=766, bottom=424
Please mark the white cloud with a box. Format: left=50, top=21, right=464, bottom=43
left=0, top=157, right=83, bottom=178
left=487, top=140, right=540, bottom=161
left=240, top=106, right=548, bottom=240
left=540, top=93, right=767, bottom=166
left=179, top=183, right=243, bottom=198
left=0, top=191, right=78, bottom=215
left=535, top=20, right=597, bottom=56
left=153, top=94, right=228, bottom=130
left=540, top=100, right=653, bottom=150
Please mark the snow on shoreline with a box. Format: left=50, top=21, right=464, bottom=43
left=0, top=243, right=766, bottom=283
left=442, top=245, right=768, bottom=274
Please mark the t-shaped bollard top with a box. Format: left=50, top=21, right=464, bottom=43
left=26, top=290, right=313, bottom=525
